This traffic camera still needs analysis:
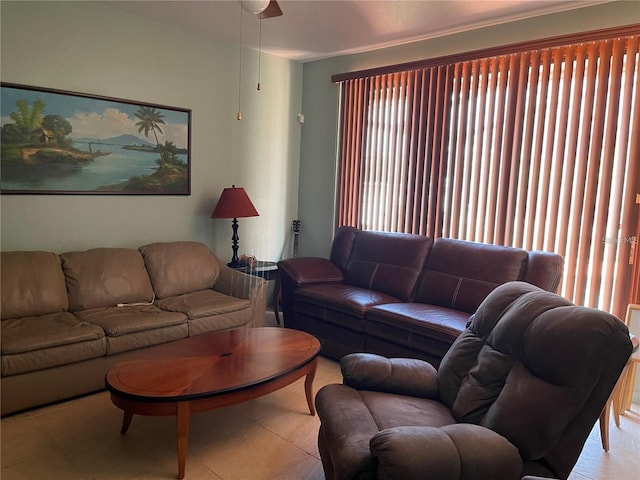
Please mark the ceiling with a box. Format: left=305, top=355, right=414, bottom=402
left=108, top=0, right=612, bottom=62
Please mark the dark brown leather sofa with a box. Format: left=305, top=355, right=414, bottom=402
left=315, top=282, right=632, bottom=480
left=278, top=227, right=563, bottom=365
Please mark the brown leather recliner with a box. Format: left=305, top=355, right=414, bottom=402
left=315, top=281, right=632, bottom=480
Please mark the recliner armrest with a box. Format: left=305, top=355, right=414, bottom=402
left=277, top=257, right=343, bottom=285
left=370, top=424, right=522, bottom=480
left=341, top=353, right=438, bottom=398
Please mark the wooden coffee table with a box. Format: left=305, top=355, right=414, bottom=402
left=105, top=327, right=321, bottom=479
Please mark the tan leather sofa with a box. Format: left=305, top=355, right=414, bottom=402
left=1, top=241, right=266, bottom=415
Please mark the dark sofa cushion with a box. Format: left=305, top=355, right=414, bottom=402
left=330, top=226, right=359, bottom=271
left=415, top=238, right=527, bottom=313
left=366, top=303, right=471, bottom=345
left=295, top=283, right=400, bottom=320
left=344, top=230, right=432, bottom=301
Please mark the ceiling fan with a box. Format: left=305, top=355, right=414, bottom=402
left=240, top=0, right=283, bottom=19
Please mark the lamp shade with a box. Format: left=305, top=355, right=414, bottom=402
left=211, top=186, right=259, bottom=219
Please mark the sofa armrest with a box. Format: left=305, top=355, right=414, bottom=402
left=340, top=353, right=438, bottom=398
left=213, top=258, right=267, bottom=327
left=278, top=257, right=343, bottom=285
left=370, top=424, right=522, bottom=480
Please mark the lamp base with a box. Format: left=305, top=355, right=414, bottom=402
left=228, top=217, right=241, bottom=268
left=227, top=260, right=244, bottom=269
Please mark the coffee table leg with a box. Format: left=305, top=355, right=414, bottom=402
left=304, top=357, right=318, bottom=415
left=120, top=411, right=133, bottom=435
left=176, top=402, right=190, bottom=480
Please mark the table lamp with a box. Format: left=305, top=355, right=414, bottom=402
left=211, top=185, right=259, bottom=268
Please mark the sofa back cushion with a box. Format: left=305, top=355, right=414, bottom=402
left=139, top=241, right=220, bottom=299
left=415, top=238, right=527, bottom=313
left=343, top=230, right=432, bottom=301
left=61, top=248, right=155, bottom=311
left=330, top=226, right=359, bottom=271
left=1, top=251, right=69, bottom=320
left=437, top=281, right=631, bottom=478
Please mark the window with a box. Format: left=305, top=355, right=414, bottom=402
left=334, top=27, right=640, bottom=318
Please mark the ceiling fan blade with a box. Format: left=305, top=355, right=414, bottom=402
left=258, top=0, right=282, bottom=19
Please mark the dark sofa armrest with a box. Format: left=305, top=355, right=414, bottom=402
left=340, top=353, right=438, bottom=398
left=277, top=257, right=343, bottom=285
left=370, top=424, right=522, bottom=480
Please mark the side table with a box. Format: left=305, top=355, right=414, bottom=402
left=235, top=261, right=281, bottom=326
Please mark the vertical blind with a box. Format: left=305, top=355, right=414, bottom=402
left=336, top=31, right=640, bottom=318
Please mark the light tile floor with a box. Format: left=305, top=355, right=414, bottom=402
left=1, top=315, right=639, bottom=479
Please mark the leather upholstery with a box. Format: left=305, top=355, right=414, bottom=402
left=343, top=230, right=432, bottom=301
left=0, top=242, right=265, bottom=415
left=1, top=251, right=68, bottom=319
left=61, top=248, right=155, bottom=311
left=315, top=282, right=632, bottom=480
left=329, top=225, right=359, bottom=270
left=139, top=241, right=220, bottom=298
left=414, top=237, right=527, bottom=312
left=279, top=227, right=564, bottom=364
left=524, top=250, right=565, bottom=291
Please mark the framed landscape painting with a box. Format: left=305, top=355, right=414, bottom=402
left=0, top=83, right=191, bottom=194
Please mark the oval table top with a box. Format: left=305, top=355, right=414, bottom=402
left=105, top=327, right=321, bottom=402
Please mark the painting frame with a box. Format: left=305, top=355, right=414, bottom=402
left=1, top=82, right=191, bottom=195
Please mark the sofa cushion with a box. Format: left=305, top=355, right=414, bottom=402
left=156, top=290, right=253, bottom=335
left=366, top=303, right=471, bottom=345
left=75, top=304, right=188, bottom=355
left=155, top=289, right=251, bottom=319
left=295, top=283, right=401, bottom=320
left=329, top=226, right=359, bottom=271
left=140, top=241, right=220, bottom=299
left=1, top=251, right=69, bottom=320
left=415, top=238, right=528, bottom=313
left=61, top=248, right=155, bottom=311
left=74, top=304, right=187, bottom=336
left=1, top=312, right=106, bottom=376
left=344, top=231, right=432, bottom=301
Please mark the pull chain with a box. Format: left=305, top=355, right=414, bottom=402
left=257, top=18, right=262, bottom=91
left=237, top=4, right=243, bottom=120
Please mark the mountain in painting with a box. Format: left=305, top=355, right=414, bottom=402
left=74, top=134, right=155, bottom=146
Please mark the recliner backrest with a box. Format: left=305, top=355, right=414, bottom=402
left=437, top=281, right=632, bottom=479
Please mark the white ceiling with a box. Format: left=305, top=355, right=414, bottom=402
left=108, top=0, right=612, bottom=62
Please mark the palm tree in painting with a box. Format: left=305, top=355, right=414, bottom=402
left=135, top=107, right=167, bottom=163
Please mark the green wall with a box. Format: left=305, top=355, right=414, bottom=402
left=298, top=0, right=640, bottom=257
left=3, top=1, right=639, bottom=261
left=0, top=0, right=302, bottom=262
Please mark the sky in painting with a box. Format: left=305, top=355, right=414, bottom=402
left=1, top=85, right=190, bottom=149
